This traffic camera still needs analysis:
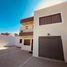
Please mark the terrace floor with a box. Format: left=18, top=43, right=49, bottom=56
left=0, top=47, right=67, bottom=67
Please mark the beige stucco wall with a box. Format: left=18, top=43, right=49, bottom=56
left=19, top=36, right=33, bottom=51
left=20, top=21, right=33, bottom=51
left=33, top=2, right=67, bottom=62
left=20, top=21, right=33, bottom=32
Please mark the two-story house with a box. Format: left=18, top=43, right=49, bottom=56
left=19, top=17, right=34, bottom=52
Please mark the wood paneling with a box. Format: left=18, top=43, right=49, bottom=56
left=39, top=36, right=64, bottom=61
left=19, top=32, right=33, bottom=36
left=52, top=13, right=62, bottom=23
left=39, top=13, right=62, bottom=25
left=31, top=39, right=33, bottom=51
left=20, top=17, right=34, bottom=23
left=24, top=39, right=30, bottom=46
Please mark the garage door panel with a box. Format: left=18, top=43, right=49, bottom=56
left=39, top=36, right=64, bottom=61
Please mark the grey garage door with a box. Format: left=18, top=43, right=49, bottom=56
left=39, top=36, right=64, bottom=61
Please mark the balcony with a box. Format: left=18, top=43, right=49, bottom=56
left=19, top=31, right=33, bottom=36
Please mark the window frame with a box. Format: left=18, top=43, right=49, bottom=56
left=39, top=13, right=62, bottom=25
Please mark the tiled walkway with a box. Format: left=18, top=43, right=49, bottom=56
left=0, top=47, right=67, bottom=67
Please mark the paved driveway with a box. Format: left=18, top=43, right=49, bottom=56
left=0, top=47, right=67, bottom=67
left=0, top=47, right=32, bottom=67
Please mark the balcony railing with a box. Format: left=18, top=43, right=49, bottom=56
left=19, top=31, right=33, bottom=36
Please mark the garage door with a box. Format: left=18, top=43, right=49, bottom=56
left=39, top=36, right=64, bottom=61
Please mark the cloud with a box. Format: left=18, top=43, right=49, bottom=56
left=36, top=0, right=67, bottom=10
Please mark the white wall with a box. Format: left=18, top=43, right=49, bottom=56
left=0, top=35, right=19, bottom=47
left=22, top=24, right=33, bottom=32
left=20, top=36, right=33, bottom=51
left=33, top=2, right=67, bottom=62
left=20, top=21, right=33, bottom=32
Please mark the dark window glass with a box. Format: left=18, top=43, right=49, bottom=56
left=39, top=17, right=45, bottom=25
left=52, top=13, right=62, bottom=23
left=19, top=39, right=22, bottom=43
left=44, top=16, right=52, bottom=24
left=39, top=13, right=62, bottom=25
left=24, top=39, right=30, bottom=46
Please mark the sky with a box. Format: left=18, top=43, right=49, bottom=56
left=0, top=0, right=67, bottom=33
left=36, top=0, right=67, bottom=10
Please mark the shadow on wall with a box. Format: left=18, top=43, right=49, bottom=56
left=0, top=35, right=19, bottom=47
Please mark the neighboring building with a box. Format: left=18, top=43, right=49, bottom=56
left=19, top=2, right=67, bottom=63
left=0, top=34, right=19, bottom=47
left=19, top=17, right=34, bottom=51
left=33, top=2, right=67, bottom=63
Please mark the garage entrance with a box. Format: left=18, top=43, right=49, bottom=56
left=39, top=36, right=64, bottom=61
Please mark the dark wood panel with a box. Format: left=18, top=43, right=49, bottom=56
left=24, top=39, right=30, bottom=46
left=39, top=36, right=64, bottom=61
left=52, top=13, right=62, bottom=23
left=20, top=17, right=34, bottom=23
left=39, top=17, right=45, bottom=25
left=39, top=13, right=62, bottom=25
left=19, top=32, right=33, bottom=36
left=31, top=39, right=33, bottom=51
left=44, top=16, right=52, bottom=24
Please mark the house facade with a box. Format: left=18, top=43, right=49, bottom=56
left=33, top=2, right=67, bottom=62
left=19, top=17, right=34, bottom=51
left=20, top=2, right=67, bottom=63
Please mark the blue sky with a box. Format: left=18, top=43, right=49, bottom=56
left=0, top=0, right=66, bottom=33
left=0, top=0, right=41, bottom=33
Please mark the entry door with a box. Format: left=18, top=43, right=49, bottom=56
left=31, top=39, right=33, bottom=51
left=39, top=36, right=64, bottom=61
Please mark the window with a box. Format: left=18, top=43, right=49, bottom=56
left=39, top=13, right=62, bottom=25
left=44, top=16, right=52, bottom=24
left=19, top=39, right=22, bottom=44
left=52, top=13, right=62, bottom=23
left=39, top=17, right=45, bottom=25
left=24, top=39, right=30, bottom=46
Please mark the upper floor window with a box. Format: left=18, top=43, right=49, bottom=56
left=39, top=13, right=62, bottom=25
